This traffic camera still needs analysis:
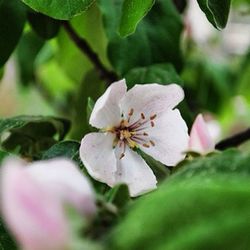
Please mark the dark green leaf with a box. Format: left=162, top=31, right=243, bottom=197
left=106, top=184, right=131, bottom=209
left=119, top=0, right=155, bottom=37
left=17, top=31, right=44, bottom=85
left=0, top=67, right=4, bottom=80
left=42, top=140, right=80, bottom=160
left=87, top=97, right=95, bottom=121
left=125, top=63, right=183, bottom=88
left=197, top=0, right=231, bottom=29
left=108, top=149, right=250, bottom=250
left=0, top=219, right=17, bottom=250
left=99, top=0, right=183, bottom=75
left=0, top=150, right=9, bottom=163
left=21, top=0, right=95, bottom=20
left=28, top=12, right=61, bottom=39
left=0, top=116, right=70, bottom=157
left=0, top=0, right=26, bottom=67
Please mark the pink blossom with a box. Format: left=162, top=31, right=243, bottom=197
left=0, top=158, right=96, bottom=250
left=189, top=114, right=215, bottom=154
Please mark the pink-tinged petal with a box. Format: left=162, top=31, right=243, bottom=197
left=141, top=109, right=189, bottom=166
left=189, top=114, right=215, bottom=154
left=90, top=79, right=127, bottom=129
left=120, top=83, right=184, bottom=124
left=0, top=158, right=69, bottom=250
left=80, top=132, right=117, bottom=187
left=114, top=147, right=157, bottom=197
left=26, top=158, right=96, bottom=218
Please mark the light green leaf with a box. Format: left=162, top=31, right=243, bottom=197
left=119, top=0, right=155, bottom=37
left=0, top=0, right=26, bottom=67
left=108, top=149, right=250, bottom=250
left=21, top=0, right=95, bottom=20
left=197, top=0, right=231, bottom=29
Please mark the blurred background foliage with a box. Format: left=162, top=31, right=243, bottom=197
left=0, top=0, right=249, bottom=146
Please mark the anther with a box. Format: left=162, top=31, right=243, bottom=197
left=143, top=132, right=148, bottom=136
left=143, top=143, right=150, bottom=148
left=119, top=153, right=125, bottom=159
left=141, top=113, right=145, bottom=119
left=128, top=108, right=134, bottom=116
left=151, top=121, right=155, bottom=127
left=150, top=140, right=155, bottom=146
left=150, top=114, right=157, bottom=120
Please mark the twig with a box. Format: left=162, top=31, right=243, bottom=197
left=215, top=128, right=250, bottom=150
left=62, top=21, right=118, bottom=84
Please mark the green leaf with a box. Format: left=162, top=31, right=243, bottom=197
left=0, top=67, right=4, bottom=80
left=108, top=150, right=250, bottom=250
left=197, top=0, right=231, bottom=29
left=28, top=12, right=61, bottom=39
left=0, top=0, right=26, bottom=67
left=42, top=140, right=80, bottom=160
left=0, top=219, right=17, bottom=250
left=119, top=0, right=155, bottom=37
left=0, top=150, right=9, bottom=163
left=0, top=116, right=70, bottom=157
left=106, top=184, right=131, bottom=209
left=21, top=0, right=95, bottom=20
left=99, top=0, right=183, bottom=75
left=125, top=63, right=183, bottom=88
left=17, top=31, right=45, bottom=85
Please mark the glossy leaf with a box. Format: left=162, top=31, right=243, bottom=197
left=0, top=0, right=26, bottom=67
left=99, top=0, right=183, bottom=75
left=197, top=0, right=231, bottom=29
left=119, top=0, right=155, bottom=37
left=108, top=149, right=250, bottom=250
left=21, top=0, right=95, bottom=20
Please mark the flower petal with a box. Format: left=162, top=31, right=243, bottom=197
left=114, top=147, right=157, bottom=197
left=90, top=79, right=127, bottom=129
left=0, top=158, right=69, bottom=250
left=141, top=109, right=189, bottom=166
left=80, top=132, right=117, bottom=186
left=26, top=158, right=96, bottom=218
left=189, top=114, right=215, bottom=154
left=120, top=83, right=184, bottom=123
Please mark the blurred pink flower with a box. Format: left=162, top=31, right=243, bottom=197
left=0, top=158, right=96, bottom=250
left=80, top=79, right=189, bottom=197
left=189, top=114, right=215, bottom=154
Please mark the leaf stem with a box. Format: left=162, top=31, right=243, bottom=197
left=215, top=128, right=250, bottom=150
left=62, top=21, right=118, bottom=84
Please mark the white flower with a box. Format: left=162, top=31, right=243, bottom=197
left=188, top=114, right=215, bottom=154
left=80, top=79, right=189, bottom=197
left=0, top=157, right=96, bottom=250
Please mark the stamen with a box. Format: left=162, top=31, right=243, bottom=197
left=143, top=132, right=148, bottom=136
left=141, top=113, right=145, bottom=119
left=128, top=108, right=134, bottom=116
left=120, top=153, right=125, bottom=159
left=150, top=114, right=157, bottom=120
left=143, top=143, right=150, bottom=148
left=150, top=140, right=155, bottom=146
left=151, top=121, right=155, bottom=127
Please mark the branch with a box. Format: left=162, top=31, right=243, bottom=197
left=215, top=128, right=250, bottom=150
left=62, top=21, right=118, bottom=84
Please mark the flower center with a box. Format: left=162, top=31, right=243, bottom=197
left=108, top=108, right=157, bottom=159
